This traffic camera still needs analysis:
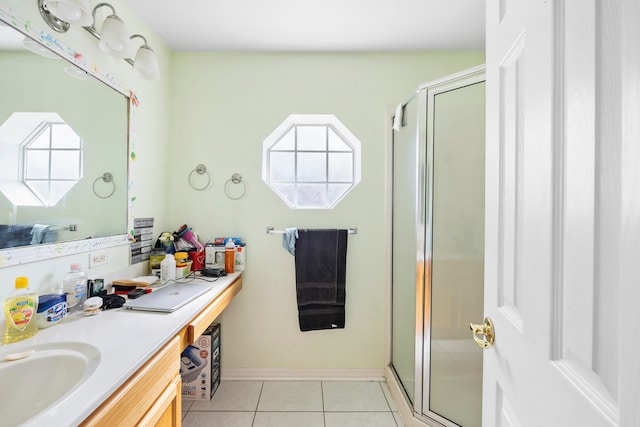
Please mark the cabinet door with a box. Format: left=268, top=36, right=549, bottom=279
left=139, top=373, right=182, bottom=427
left=80, top=337, right=180, bottom=426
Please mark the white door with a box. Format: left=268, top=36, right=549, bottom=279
left=483, top=0, right=640, bottom=426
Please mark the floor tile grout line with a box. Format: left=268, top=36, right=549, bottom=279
left=378, top=380, right=401, bottom=426
left=191, top=410, right=394, bottom=412
left=182, top=379, right=402, bottom=426
left=321, top=381, right=327, bottom=427
left=251, top=380, right=265, bottom=427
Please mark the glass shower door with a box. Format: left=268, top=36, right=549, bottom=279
left=391, top=94, right=423, bottom=405
left=426, top=80, right=485, bottom=426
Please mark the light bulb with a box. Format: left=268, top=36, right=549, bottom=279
left=56, top=3, right=81, bottom=21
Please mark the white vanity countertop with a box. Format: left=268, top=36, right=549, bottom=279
left=0, top=272, right=241, bottom=427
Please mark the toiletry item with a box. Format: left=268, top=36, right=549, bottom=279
left=161, top=253, right=177, bottom=282
left=235, top=244, right=246, bottom=271
left=3, top=277, right=39, bottom=344
left=149, top=248, right=166, bottom=275
left=224, top=239, right=235, bottom=273
left=36, top=294, right=67, bottom=328
left=62, top=263, right=88, bottom=315
left=176, top=260, right=192, bottom=278
left=174, top=252, right=188, bottom=266
left=214, top=237, right=241, bottom=245
left=83, top=297, right=103, bottom=316
left=177, top=226, right=204, bottom=251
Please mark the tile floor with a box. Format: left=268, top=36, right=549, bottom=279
left=182, top=380, right=405, bottom=427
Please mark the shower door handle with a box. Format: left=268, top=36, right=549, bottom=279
left=470, top=317, right=495, bottom=349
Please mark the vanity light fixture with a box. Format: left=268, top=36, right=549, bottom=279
left=42, top=0, right=93, bottom=26
left=130, top=35, right=159, bottom=80
left=89, top=3, right=133, bottom=58
left=37, top=0, right=160, bottom=80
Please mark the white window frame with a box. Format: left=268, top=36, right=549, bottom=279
left=22, top=121, right=83, bottom=207
left=261, top=114, right=361, bottom=209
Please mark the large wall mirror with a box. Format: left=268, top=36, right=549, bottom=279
left=0, top=7, right=131, bottom=266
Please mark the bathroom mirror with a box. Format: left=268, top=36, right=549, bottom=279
left=0, top=11, right=130, bottom=264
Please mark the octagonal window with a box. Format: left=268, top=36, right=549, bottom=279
left=262, top=114, right=361, bottom=209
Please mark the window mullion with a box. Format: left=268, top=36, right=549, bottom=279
left=294, top=126, right=298, bottom=207
left=47, top=125, right=53, bottom=180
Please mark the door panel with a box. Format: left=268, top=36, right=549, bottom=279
left=496, top=33, right=525, bottom=334
left=554, top=0, right=618, bottom=418
left=485, top=0, right=638, bottom=425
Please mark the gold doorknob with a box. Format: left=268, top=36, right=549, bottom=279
left=469, top=317, right=495, bottom=349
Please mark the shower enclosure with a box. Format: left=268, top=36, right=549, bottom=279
left=389, top=66, right=485, bottom=427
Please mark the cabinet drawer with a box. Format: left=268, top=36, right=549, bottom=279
left=178, top=276, right=242, bottom=349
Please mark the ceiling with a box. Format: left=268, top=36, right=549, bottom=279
left=124, top=0, right=485, bottom=52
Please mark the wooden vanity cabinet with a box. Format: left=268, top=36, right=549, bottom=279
left=80, top=275, right=242, bottom=427
left=80, top=336, right=181, bottom=427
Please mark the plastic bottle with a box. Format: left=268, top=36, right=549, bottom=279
left=224, top=239, right=235, bottom=273
left=234, top=244, right=246, bottom=271
left=160, top=253, right=177, bottom=282
left=63, top=263, right=88, bottom=315
left=35, top=294, right=67, bottom=329
left=4, top=276, right=39, bottom=344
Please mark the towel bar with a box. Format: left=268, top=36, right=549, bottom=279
left=266, top=227, right=357, bottom=235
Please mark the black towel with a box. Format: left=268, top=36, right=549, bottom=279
left=0, top=225, right=35, bottom=249
left=294, top=229, right=348, bottom=331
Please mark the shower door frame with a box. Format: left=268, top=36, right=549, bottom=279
left=421, top=65, right=485, bottom=427
left=389, top=65, right=485, bottom=427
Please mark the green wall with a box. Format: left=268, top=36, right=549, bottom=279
left=169, top=52, right=484, bottom=372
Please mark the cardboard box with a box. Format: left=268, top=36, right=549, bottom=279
left=181, top=323, right=220, bottom=400
left=205, top=245, right=226, bottom=269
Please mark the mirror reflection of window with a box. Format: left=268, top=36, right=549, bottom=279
left=23, top=121, right=83, bottom=207
left=0, top=112, right=83, bottom=207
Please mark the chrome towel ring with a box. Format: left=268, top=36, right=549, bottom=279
left=188, top=164, right=211, bottom=191
left=224, top=173, right=247, bottom=200
left=93, top=172, right=115, bottom=199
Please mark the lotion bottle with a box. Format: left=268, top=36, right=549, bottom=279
left=4, top=276, right=39, bottom=344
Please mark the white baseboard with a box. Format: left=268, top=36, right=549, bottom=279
left=222, top=368, right=385, bottom=381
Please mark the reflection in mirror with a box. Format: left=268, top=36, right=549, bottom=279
left=0, top=21, right=129, bottom=251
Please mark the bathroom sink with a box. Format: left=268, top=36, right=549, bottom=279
left=0, top=341, right=101, bottom=426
